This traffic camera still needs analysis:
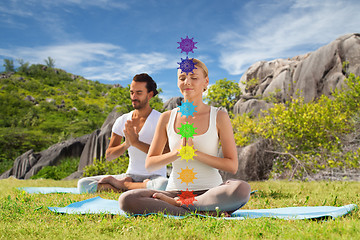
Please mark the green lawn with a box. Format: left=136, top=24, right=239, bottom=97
left=0, top=178, right=359, bottom=239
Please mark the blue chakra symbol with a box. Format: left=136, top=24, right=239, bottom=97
left=177, top=56, right=197, bottom=75
left=178, top=100, right=197, bottom=118
left=177, top=36, right=198, bottom=55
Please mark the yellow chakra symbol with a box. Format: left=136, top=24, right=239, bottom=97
left=177, top=144, right=197, bottom=162
left=177, top=167, right=197, bottom=185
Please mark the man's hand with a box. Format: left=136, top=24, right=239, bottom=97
left=123, top=120, right=139, bottom=147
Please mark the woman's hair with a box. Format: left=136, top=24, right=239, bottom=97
left=192, top=58, right=208, bottom=78
left=133, top=73, right=159, bottom=97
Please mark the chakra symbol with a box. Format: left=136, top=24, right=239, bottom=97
left=177, top=189, right=197, bottom=207
left=177, top=122, right=197, bottom=139
left=177, top=56, right=197, bottom=75
left=178, top=100, right=197, bottom=118
left=177, top=144, right=197, bottom=162
left=177, top=36, right=198, bottom=55
left=178, top=167, right=197, bottom=185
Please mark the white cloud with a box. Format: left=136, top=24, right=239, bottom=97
left=216, top=0, right=360, bottom=75
left=0, top=42, right=178, bottom=82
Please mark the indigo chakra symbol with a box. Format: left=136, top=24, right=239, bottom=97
left=178, top=56, right=197, bottom=75
left=178, top=100, right=197, bottom=118
left=177, top=36, right=198, bottom=55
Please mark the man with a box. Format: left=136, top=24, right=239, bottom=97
left=77, top=73, right=168, bottom=193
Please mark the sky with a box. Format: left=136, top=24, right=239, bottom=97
left=1, top=0, right=360, bottom=101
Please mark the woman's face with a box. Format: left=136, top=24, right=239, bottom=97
left=177, top=67, right=209, bottom=99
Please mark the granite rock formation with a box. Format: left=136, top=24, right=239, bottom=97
left=234, top=33, right=360, bottom=116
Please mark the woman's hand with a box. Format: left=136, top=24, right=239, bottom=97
left=152, top=193, right=182, bottom=207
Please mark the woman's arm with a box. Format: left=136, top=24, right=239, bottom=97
left=192, top=110, right=238, bottom=174
left=145, top=111, right=179, bottom=172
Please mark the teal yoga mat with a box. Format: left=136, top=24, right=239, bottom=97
left=48, top=196, right=357, bottom=220
left=19, top=187, right=80, bottom=194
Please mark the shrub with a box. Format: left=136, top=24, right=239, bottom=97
left=83, top=155, right=129, bottom=177
left=205, top=78, right=241, bottom=113
left=31, top=157, right=79, bottom=180
left=231, top=73, right=360, bottom=179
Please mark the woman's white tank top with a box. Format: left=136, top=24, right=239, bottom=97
left=165, top=106, right=223, bottom=191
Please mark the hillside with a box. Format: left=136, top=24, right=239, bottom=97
left=0, top=64, right=162, bottom=174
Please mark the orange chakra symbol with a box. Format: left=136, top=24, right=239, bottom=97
left=177, top=167, right=197, bottom=185
left=177, top=189, right=197, bottom=206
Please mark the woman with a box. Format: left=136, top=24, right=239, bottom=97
left=119, top=59, right=251, bottom=215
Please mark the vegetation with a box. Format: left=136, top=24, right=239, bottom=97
left=205, top=78, right=241, bottom=114
left=0, top=179, right=359, bottom=239
left=231, top=73, right=360, bottom=179
left=0, top=58, right=163, bottom=174
left=83, top=156, right=129, bottom=177
left=31, top=157, right=80, bottom=180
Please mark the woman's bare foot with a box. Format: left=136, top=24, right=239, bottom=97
left=152, top=193, right=182, bottom=207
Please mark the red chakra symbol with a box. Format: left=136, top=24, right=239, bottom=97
left=177, top=189, right=197, bottom=207
left=177, top=36, right=198, bottom=55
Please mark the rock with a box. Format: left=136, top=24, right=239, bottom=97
left=24, top=95, right=37, bottom=104
left=239, top=33, right=360, bottom=105
left=113, top=84, right=122, bottom=88
left=64, top=170, right=84, bottom=180
left=0, top=72, right=14, bottom=79
left=0, top=135, right=90, bottom=179
left=219, top=139, right=276, bottom=181
left=76, top=106, right=123, bottom=172
left=163, top=96, right=183, bottom=111
left=46, top=98, right=55, bottom=103
left=233, top=99, right=273, bottom=117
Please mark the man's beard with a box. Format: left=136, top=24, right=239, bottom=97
left=132, top=97, right=148, bottom=109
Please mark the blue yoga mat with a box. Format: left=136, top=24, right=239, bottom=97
left=48, top=196, right=357, bottom=220
left=19, top=187, right=80, bottom=194
left=19, top=187, right=257, bottom=195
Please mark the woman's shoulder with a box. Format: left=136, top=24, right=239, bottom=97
left=158, top=110, right=173, bottom=123
left=215, top=108, right=230, bottom=124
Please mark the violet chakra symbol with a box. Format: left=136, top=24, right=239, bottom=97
left=177, top=56, right=197, bottom=75
left=177, top=36, right=198, bottom=55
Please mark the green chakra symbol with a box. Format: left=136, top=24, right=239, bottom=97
left=177, top=122, right=197, bottom=139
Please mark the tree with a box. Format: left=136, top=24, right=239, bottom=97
left=2, top=59, right=15, bottom=73
left=204, top=78, right=242, bottom=113
left=44, top=56, right=55, bottom=68
left=17, top=58, right=30, bottom=73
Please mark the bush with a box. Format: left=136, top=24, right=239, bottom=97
left=205, top=78, right=241, bottom=113
left=83, top=155, right=129, bottom=177
left=31, top=157, right=79, bottom=180
left=231, top=73, right=360, bottom=179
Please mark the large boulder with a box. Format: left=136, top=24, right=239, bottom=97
left=233, top=99, right=273, bottom=117
left=236, top=33, right=360, bottom=114
left=219, top=139, right=276, bottom=181
left=74, top=106, right=123, bottom=175
left=163, top=96, right=183, bottom=111
left=0, top=135, right=90, bottom=179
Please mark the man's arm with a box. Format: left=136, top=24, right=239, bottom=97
left=105, top=133, right=129, bottom=161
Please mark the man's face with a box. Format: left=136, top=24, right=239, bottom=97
left=130, top=81, right=152, bottom=109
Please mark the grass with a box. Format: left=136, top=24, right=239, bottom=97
left=0, top=179, right=359, bottom=239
